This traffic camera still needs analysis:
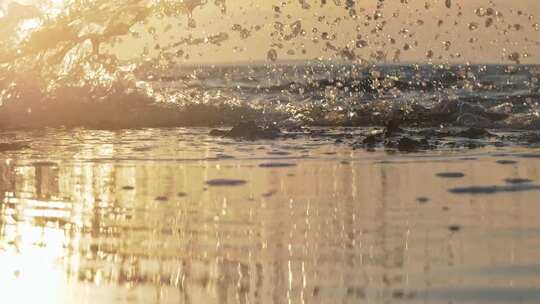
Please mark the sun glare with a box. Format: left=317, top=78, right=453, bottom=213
left=18, top=18, right=39, bottom=31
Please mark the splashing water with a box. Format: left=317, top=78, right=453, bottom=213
left=0, top=0, right=539, bottom=129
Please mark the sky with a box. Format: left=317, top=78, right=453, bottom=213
left=2, top=0, right=540, bottom=64
left=132, top=0, right=540, bottom=64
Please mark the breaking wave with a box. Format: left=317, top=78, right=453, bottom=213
left=0, top=0, right=539, bottom=129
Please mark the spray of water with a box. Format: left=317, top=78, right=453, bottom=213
left=0, top=0, right=538, bottom=129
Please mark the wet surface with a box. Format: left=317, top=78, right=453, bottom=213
left=1, top=128, right=540, bottom=303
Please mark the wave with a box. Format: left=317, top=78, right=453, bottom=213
left=0, top=62, right=539, bottom=129
left=0, top=1, right=539, bottom=129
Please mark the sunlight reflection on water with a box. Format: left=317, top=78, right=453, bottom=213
left=1, top=128, right=540, bottom=303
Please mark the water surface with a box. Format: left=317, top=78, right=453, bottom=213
left=1, top=128, right=540, bottom=303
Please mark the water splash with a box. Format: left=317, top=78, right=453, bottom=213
left=0, top=0, right=539, bottom=129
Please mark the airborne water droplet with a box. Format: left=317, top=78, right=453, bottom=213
left=267, top=49, right=278, bottom=62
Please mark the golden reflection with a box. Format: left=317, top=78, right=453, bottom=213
left=18, top=18, right=40, bottom=34
left=1, top=129, right=540, bottom=303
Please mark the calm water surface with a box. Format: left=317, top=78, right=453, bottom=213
left=1, top=128, right=540, bottom=303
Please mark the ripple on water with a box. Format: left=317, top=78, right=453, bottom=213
left=417, top=197, right=430, bottom=204
left=262, top=190, right=277, bottom=197
left=258, top=163, right=297, bottom=168
left=519, top=154, right=540, bottom=159
left=132, top=146, right=153, bottom=152
left=31, top=161, right=58, bottom=167
left=205, top=179, right=247, bottom=186
left=436, top=172, right=465, bottom=178
left=216, top=154, right=235, bottom=159
left=449, top=225, right=462, bottom=232
left=497, top=160, right=519, bottom=165
left=505, top=178, right=533, bottom=184
left=449, top=184, right=540, bottom=195
left=267, top=151, right=291, bottom=156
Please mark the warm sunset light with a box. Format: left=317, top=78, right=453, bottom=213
left=1, top=1, right=540, bottom=303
